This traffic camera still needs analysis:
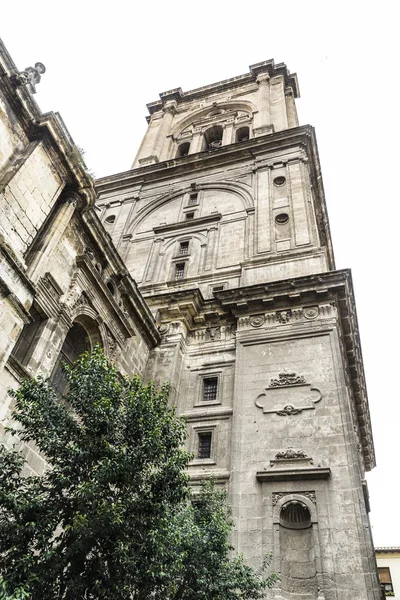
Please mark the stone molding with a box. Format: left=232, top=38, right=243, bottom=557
left=255, top=372, right=322, bottom=416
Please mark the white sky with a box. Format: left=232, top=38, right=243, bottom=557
left=2, top=0, right=399, bottom=547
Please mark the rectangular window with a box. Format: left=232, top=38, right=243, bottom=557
left=203, top=377, right=218, bottom=402
left=179, top=241, right=189, bottom=255
left=175, top=263, right=185, bottom=279
left=198, top=431, right=212, bottom=459
left=378, top=567, right=394, bottom=594
left=11, top=304, right=45, bottom=365
left=185, top=212, right=195, bottom=220
left=188, top=193, right=198, bottom=205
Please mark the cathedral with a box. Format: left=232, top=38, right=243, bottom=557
left=0, top=37, right=381, bottom=598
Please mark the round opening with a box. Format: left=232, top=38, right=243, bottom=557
left=273, top=176, right=286, bottom=186
left=275, top=213, right=289, bottom=225
left=105, top=215, right=116, bottom=224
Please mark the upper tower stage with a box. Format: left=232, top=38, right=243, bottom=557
left=132, top=60, right=300, bottom=168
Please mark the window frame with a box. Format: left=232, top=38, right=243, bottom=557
left=194, top=371, right=222, bottom=408
left=175, top=262, right=186, bottom=280
left=202, top=376, right=219, bottom=402
left=190, top=424, right=217, bottom=465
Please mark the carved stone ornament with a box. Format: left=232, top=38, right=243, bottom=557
left=276, top=309, right=292, bottom=323
left=158, top=324, right=169, bottom=335
left=276, top=405, right=302, bottom=416
left=255, top=371, right=322, bottom=416
left=249, top=315, right=265, bottom=328
left=205, top=326, right=221, bottom=340
left=105, top=327, right=118, bottom=360
left=272, top=491, right=316, bottom=506
left=275, top=447, right=309, bottom=460
left=303, top=306, right=319, bottom=320
left=269, top=370, right=306, bottom=387
left=14, top=62, right=46, bottom=94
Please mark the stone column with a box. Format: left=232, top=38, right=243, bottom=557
left=203, top=226, right=218, bottom=271
left=288, top=159, right=310, bottom=247
left=222, top=121, right=234, bottom=146
left=145, top=238, right=164, bottom=282
left=26, top=190, right=79, bottom=282
left=285, top=88, right=299, bottom=128
left=190, top=128, right=204, bottom=154
left=253, top=74, right=272, bottom=137
left=131, top=112, right=163, bottom=167
left=157, top=101, right=177, bottom=161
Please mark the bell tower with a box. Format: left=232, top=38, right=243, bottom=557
left=96, top=60, right=380, bottom=599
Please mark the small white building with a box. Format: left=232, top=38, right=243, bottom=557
left=376, top=548, right=400, bottom=597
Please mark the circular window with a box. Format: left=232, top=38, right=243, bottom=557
left=273, top=176, right=286, bottom=186
left=105, top=215, right=116, bottom=224
left=275, top=213, right=289, bottom=225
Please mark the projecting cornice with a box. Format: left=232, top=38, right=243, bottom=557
left=145, top=59, right=299, bottom=115
left=215, top=269, right=375, bottom=471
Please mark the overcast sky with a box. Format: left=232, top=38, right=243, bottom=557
left=2, top=0, right=399, bottom=547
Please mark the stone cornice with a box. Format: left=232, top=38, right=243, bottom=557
left=256, top=467, right=331, bottom=482
left=95, top=126, right=334, bottom=271
left=145, top=270, right=375, bottom=471
left=145, top=59, right=299, bottom=115
left=96, top=126, right=315, bottom=192
left=153, top=213, right=221, bottom=234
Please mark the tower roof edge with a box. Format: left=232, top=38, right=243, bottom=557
left=146, top=59, right=299, bottom=115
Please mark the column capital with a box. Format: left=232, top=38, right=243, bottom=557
left=256, top=73, right=270, bottom=86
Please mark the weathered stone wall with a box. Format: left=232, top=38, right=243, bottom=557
left=97, top=129, right=331, bottom=301
left=132, top=62, right=299, bottom=167
left=0, top=40, right=158, bottom=477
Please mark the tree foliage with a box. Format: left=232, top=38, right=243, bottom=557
left=0, top=347, right=277, bottom=599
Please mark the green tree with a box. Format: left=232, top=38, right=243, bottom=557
left=0, top=347, right=277, bottom=599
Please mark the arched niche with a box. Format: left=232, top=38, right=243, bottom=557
left=127, top=182, right=254, bottom=237
left=177, top=141, right=190, bottom=157
left=171, top=100, right=256, bottom=140
left=51, top=315, right=102, bottom=396
left=145, top=233, right=207, bottom=284
left=203, top=125, right=223, bottom=150
left=272, top=494, right=324, bottom=600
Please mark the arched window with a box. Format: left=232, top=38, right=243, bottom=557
left=177, top=142, right=190, bottom=157
left=107, top=280, right=116, bottom=296
left=51, top=322, right=91, bottom=396
left=236, top=126, right=250, bottom=143
left=204, top=125, right=223, bottom=151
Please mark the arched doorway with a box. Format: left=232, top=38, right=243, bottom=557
left=51, top=322, right=91, bottom=396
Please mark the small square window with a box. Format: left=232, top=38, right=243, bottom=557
left=198, top=431, right=212, bottom=459
left=203, top=377, right=218, bottom=402
left=180, top=241, right=189, bottom=255
left=189, top=193, right=198, bottom=205
left=175, top=263, right=185, bottom=279
left=185, top=212, right=195, bottom=220
left=212, top=285, right=224, bottom=296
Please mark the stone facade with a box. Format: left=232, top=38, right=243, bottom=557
left=0, top=39, right=159, bottom=475
left=0, top=41, right=381, bottom=599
